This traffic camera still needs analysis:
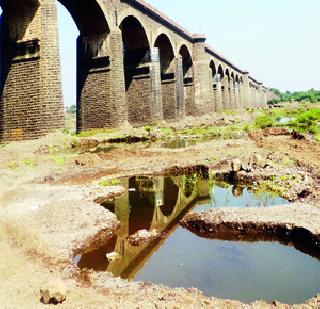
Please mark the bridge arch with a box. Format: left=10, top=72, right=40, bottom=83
left=225, top=68, right=231, bottom=81
left=0, top=0, right=113, bottom=139
left=218, top=65, right=225, bottom=78
left=179, top=44, right=193, bottom=78
left=210, top=60, right=217, bottom=79
left=117, top=9, right=151, bottom=44
left=179, top=44, right=194, bottom=116
left=0, top=0, right=110, bottom=39
left=154, top=33, right=178, bottom=121
left=154, top=33, right=175, bottom=74
left=120, top=15, right=153, bottom=124
left=152, top=28, right=176, bottom=55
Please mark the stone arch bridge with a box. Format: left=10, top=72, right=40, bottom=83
left=0, top=0, right=276, bottom=141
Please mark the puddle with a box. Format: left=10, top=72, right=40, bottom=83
left=194, top=183, right=289, bottom=213
left=75, top=175, right=319, bottom=304
left=91, top=137, right=215, bottom=153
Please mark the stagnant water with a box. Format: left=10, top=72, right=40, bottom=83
left=76, top=175, right=320, bottom=304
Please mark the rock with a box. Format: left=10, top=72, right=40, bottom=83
left=231, top=159, right=242, bottom=172
left=77, top=139, right=99, bottom=150
left=214, top=118, right=227, bottom=126
left=74, top=153, right=102, bottom=167
left=291, top=131, right=305, bottom=140
left=106, top=252, right=121, bottom=262
left=249, top=154, right=265, bottom=169
left=128, top=229, right=160, bottom=246
left=40, top=278, right=67, bottom=305
left=263, top=127, right=289, bottom=136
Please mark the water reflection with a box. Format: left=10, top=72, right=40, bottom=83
left=76, top=174, right=320, bottom=304
left=78, top=175, right=289, bottom=278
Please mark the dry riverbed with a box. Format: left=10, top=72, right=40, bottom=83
left=0, top=111, right=320, bottom=308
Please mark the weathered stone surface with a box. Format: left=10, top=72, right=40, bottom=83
left=263, top=127, right=290, bottom=136
left=231, top=159, right=242, bottom=172
left=128, top=229, right=161, bottom=246
left=248, top=153, right=265, bottom=169
left=40, top=278, right=67, bottom=304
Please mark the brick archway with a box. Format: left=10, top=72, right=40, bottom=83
left=0, top=0, right=112, bottom=140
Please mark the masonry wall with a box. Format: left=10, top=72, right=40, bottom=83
left=184, top=84, right=195, bottom=116
left=162, top=79, right=176, bottom=121
left=0, top=0, right=270, bottom=142
left=0, top=0, right=63, bottom=141
left=40, top=0, right=64, bottom=131
left=127, top=71, right=152, bottom=124
left=79, top=63, right=112, bottom=130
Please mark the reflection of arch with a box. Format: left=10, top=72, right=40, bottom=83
left=160, top=177, right=179, bottom=217
left=154, top=33, right=174, bottom=74
left=128, top=177, right=156, bottom=235
left=183, top=174, right=197, bottom=198
left=78, top=235, right=117, bottom=271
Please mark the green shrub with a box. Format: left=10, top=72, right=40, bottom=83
left=254, top=115, right=275, bottom=129
left=98, top=178, right=121, bottom=187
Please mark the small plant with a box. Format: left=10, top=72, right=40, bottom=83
left=8, top=161, right=18, bottom=169
left=23, top=159, right=37, bottom=168
left=160, top=127, right=173, bottom=136
left=50, top=155, right=65, bottom=166
left=254, top=115, right=275, bottom=129
left=242, top=123, right=251, bottom=132
left=98, top=178, right=121, bottom=187
left=73, top=128, right=116, bottom=138
left=282, top=156, right=295, bottom=167
left=62, top=128, right=70, bottom=135
left=144, top=126, right=152, bottom=134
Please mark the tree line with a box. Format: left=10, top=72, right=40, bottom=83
left=269, top=88, right=320, bottom=104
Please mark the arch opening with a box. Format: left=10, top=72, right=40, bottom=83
left=179, top=45, right=193, bottom=81
left=154, top=34, right=174, bottom=77
left=179, top=45, right=194, bottom=116
left=0, top=0, right=111, bottom=139
left=120, top=15, right=154, bottom=125
left=218, top=65, right=224, bottom=79
left=120, top=16, right=150, bottom=91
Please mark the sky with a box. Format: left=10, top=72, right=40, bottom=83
left=2, top=1, right=320, bottom=106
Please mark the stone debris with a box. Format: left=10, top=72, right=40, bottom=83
left=263, top=127, right=289, bottom=136
left=231, top=159, right=242, bottom=172
left=40, top=278, right=67, bottom=304
left=106, top=252, right=121, bottom=262
left=128, top=229, right=161, bottom=246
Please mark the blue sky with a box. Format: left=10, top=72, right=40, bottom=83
left=2, top=1, right=320, bottom=106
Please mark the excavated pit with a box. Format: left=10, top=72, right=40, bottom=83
left=72, top=173, right=320, bottom=304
